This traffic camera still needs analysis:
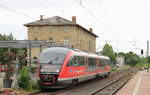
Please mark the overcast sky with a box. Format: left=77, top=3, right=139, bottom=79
left=0, top=0, right=150, bottom=55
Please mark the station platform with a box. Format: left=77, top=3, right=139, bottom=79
left=116, top=70, right=150, bottom=95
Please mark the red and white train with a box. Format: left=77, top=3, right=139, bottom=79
left=38, top=47, right=111, bottom=88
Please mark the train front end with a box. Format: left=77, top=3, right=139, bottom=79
left=38, top=47, right=70, bottom=88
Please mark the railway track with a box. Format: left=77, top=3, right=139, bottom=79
left=89, top=73, right=133, bottom=95
left=28, top=68, right=137, bottom=95
left=28, top=87, right=72, bottom=95
left=27, top=76, right=108, bottom=95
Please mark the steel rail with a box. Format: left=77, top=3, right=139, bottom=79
left=89, top=73, right=132, bottom=95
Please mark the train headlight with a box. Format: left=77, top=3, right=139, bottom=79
left=40, top=69, right=59, bottom=73
left=56, top=69, right=59, bottom=72
left=40, top=69, right=44, bottom=72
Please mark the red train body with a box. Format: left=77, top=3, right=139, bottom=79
left=38, top=47, right=111, bottom=88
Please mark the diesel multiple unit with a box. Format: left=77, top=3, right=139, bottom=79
left=38, top=47, right=111, bottom=88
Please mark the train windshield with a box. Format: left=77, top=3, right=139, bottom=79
left=39, top=52, right=66, bottom=65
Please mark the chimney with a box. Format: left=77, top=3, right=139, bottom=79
left=40, top=15, right=43, bottom=20
left=72, top=16, right=76, bottom=23
left=89, top=28, right=93, bottom=32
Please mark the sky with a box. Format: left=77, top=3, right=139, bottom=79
left=0, top=0, right=150, bottom=55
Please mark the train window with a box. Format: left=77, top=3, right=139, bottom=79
left=98, top=58, right=106, bottom=70
left=39, top=52, right=66, bottom=65
left=106, top=60, right=110, bottom=65
left=98, top=59, right=101, bottom=66
left=88, top=58, right=96, bottom=66
left=88, top=57, right=96, bottom=72
left=67, top=56, right=74, bottom=66
left=105, top=59, right=110, bottom=65
left=103, top=59, right=106, bottom=66
left=67, top=56, right=78, bottom=67
left=107, top=60, right=111, bottom=65
left=76, top=56, right=84, bottom=66
left=67, top=56, right=85, bottom=67
left=99, top=59, right=106, bottom=66
left=72, top=56, right=79, bottom=66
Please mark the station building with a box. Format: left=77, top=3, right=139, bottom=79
left=24, top=15, right=98, bottom=58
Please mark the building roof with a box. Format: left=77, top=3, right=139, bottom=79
left=25, top=16, right=75, bottom=26
left=24, top=16, right=98, bottom=37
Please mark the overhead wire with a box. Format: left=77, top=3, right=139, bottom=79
left=129, top=41, right=142, bottom=50
left=0, top=4, right=35, bottom=20
left=75, top=0, right=119, bottom=38
left=75, top=0, right=120, bottom=52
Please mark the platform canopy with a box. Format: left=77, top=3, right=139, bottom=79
left=0, top=40, right=66, bottom=71
left=0, top=40, right=65, bottom=48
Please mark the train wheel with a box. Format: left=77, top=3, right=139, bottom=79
left=95, top=74, right=99, bottom=79
left=104, top=72, right=110, bottom=77
left=71, top=79, right=78, bottom=87
left=39, top=85, right=46, bottom=91
left=75, top=79, right=78, bottom=85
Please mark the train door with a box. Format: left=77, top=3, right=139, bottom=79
left=86, top=57, right=90, bottom=72
left=99, top=58, right=105, bottom=71
left=85, top=57, right=88, bottom=72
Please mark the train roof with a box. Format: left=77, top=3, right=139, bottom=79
left=41, top=47, right=73, bottom=54
left=41, top=47, right=110, bottom=60
left=98, top=56, right=110, bottom=60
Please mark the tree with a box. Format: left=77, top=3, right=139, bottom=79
left=118, top=51, right=145, bottom=67
left=101, top=43, right=116, bottom=63
left=146, top=56, right=150, bottom=63
left=0, top=33, right=17, bottom=57
left=0, top=33, right=15, bottom=40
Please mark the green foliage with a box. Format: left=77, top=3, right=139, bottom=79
left=125, top=52, right=140, bottom=66
left=111, top=67, right=117, bottom=72
left=146, top=56, right=150, bottom=63
left=17, top=67, right=31, bottom=90
left=17, top=53, right=27, bottom=72
left=136, top=58, right=147, bottom=70
left=145, top=63, right=150, bottom=69
left=30, top=80, right=40, bottom=90
left=0, top=33, right=15, bottom=40
left=136, top=63, right=144, bottom=70
left=17, top=67, right=40, bottom=91
left=31, top=66, right=37, bottom=73
left=101, top=43, right=116, bottom=63
left=118, top=51, right=145, bottom=67
left=0, top=33, right=17, bottom=60
left=118, top=52, right=126, bottom=57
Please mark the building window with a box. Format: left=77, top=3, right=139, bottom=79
left=64, top=37, right=69, bottom=46
left=48, top=37, right=53, bottom=42
left=64, top=26, right=69, bottom=32
left=89, top=40, right=91, bottom=50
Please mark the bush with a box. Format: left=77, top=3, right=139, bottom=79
left=135, top=63, right=144, bottom=70
left=17, top=67, right=31, bottom=90
left=31, top=66, right=37, bottom=73
left=30, top=80, right=40, bottom=90
left=111, top=67, right=117, bottom=72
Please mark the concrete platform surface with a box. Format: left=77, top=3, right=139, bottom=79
left=116, top=70, right=150, bottom=95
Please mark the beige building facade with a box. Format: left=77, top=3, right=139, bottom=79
left=25, top=16, right=98, bottom=58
